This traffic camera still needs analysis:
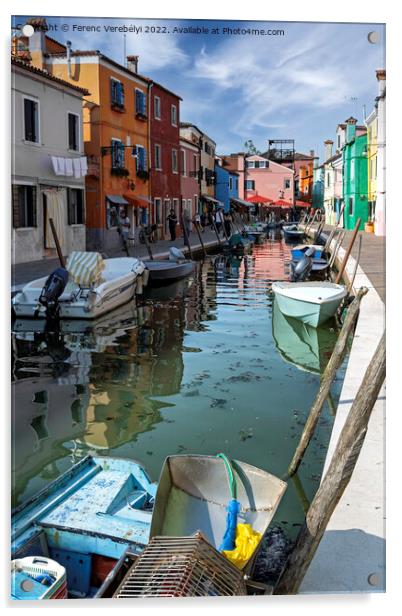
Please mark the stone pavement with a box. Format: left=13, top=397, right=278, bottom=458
left=313, top=223, right=386, bottom=303
left=11, top=227, right=222, bottom=292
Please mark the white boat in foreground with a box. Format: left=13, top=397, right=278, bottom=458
left=271, top=281, right=347, bottom=327
left=12, top=253, right=146, bottom=320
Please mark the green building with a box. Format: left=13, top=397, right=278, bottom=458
left=342, top=117, right=368, bottom=230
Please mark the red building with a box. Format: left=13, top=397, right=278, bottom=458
left=150, top=82, right=182, bottom=239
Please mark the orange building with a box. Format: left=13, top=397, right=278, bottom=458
left=24, top=29, right=152, bottom=252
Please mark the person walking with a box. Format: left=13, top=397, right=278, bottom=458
left=167, top=208, right=177, bottom=241
left=224, top=211, right=232, bottom=238
left=200, top=212, right=207, bottom=232
left=119, top=209, right=130, bottom=242
left=215, top=207, right=224, bottom=236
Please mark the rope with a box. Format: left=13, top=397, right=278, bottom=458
left=217, top=453, right=237, bottom=500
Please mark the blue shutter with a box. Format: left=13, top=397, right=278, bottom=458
left=111, top=79, right=116, bottom=104
left=141, top=92, right=146, bottom=116
left=119, top=143, right=125, bottom=167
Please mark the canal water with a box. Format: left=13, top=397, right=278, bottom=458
left=11, top=234, right=349, bottom=540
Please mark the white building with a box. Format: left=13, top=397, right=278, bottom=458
left=12, top=58, right=88, bottom=264
left=374, top=70, right=386, bottom=236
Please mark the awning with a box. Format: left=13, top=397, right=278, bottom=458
left=123, top=194, right=152, bottom=208
left=202, top=194, right=224, bottom=207
left=274, top=199, right=293, bottom=208
left=230, top=197, right=255, bottom=208
left=246, top=195, right=273, bottom=204
left=106, top=194, right=129, bottom=206
left=295, top=200, right=309, bottom=208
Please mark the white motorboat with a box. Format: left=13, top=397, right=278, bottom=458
left=12, top=252, right=146, bottom=320
left=271, top=281, right=347, bottom=327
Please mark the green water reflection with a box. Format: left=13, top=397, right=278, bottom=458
left=11, top=238, right=348, bottom=539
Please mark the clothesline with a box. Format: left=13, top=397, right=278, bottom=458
left=50, top=156, right=88, bottom=179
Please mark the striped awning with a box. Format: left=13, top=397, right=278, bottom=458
left=66, top=251, right=105, bottom=287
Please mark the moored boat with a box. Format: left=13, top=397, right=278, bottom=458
left=149, top=454, right=287, bottom=574
left=11, top=455, right=157, bottom=598
left=271, top=281, right=347, bottom=327
left=12, top=252, right=146, bottom=320
left=290, top=244, right=324, bottom=260
left=11, top=557, right=67, bottom=600
left=143, top=248, right=194, bottom=285
left=282, top=225, right=305, bottom=241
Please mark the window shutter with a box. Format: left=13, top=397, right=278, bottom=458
left=110, top=79, right=115, bottom=103
left=30, top=186, right=37, bottom=227
left=119, top=142, right=125, bottom=167
left=12, top=185, right=20, bottom=228
left=67, top=189, right=73, bottom=224
left=24, top=99, right=36, bottom=142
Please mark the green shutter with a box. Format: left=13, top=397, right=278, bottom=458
left=12, top=185, right=20, bottom=228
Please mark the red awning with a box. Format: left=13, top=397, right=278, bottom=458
left=123, top=194, right=151, bottom=208
left=246, top=194, right=273, bottom=204
left=295, top=200, right=309, bottom=208
left=274, top=199, right=292, bottom=208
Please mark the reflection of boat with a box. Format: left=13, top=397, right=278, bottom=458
left=244, top=224, right=266, bottom=242
left=150, top=455, right=287, bottom=574
left=12, top=255, right=146, bottom=320
left=272, top=299, right=338, bottom=373
left=12, top=455, right=157, bottom=598
left=272, top=281, right=347, bottom=327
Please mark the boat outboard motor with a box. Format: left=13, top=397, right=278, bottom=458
left=291, top=246, right=315, bottom=282
left=169, top=247, right=186, bottom=262
left=37, top=267, right=69, bottom=316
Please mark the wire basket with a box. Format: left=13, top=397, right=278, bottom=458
left=113, top=533, right=247, bottom=598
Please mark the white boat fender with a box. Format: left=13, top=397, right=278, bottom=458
left=142, top=268, right=150, bottom=287
left=169, top=247, right=186, bottom=262
left=135, top=276, right=143, bottom=295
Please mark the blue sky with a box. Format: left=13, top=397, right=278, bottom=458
left=13, top=16, right=385, bottom=161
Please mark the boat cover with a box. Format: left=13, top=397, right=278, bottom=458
left=66, top=252, right=105, bottom=287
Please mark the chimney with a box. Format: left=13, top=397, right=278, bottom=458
left=376, top=69, right=386, bottom=97
left=26, top=17, right=47, bottom=70
left=345, top=116, right=357, bottom=143
left=324, top=139, right=333, bottom=161
left=127, top=55, right=139, bottom=73
left=309, top=149, right=315, bottom=158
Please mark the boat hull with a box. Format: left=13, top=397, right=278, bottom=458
left=144, top=260, right=194, bottom=284
left=272, top=282, right=347, bottom=327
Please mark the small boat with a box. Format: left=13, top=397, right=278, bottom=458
left=12, top=556, right=67, bottom=600
left=282, top=225, right=305, bottom=241
left=272, top=299, right=338, bottom=374
left=144, top=248, right=194, bottom=285
left=149, top=454, right=287, bottom=574
left=11, top=455, right=157, bottom=598
left=272, top=281, right=347, bottom=327
left=12, top=252, right=146, bottom=320
left=244, top=223, right=266, bottom=242
left=291, top=244, right=324, bottom=260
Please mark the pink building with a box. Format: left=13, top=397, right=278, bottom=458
left=180, top=136, right=200, bottom=223
left=244, top=155, right=294, bottom=204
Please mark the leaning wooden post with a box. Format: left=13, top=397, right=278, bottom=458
left=180, top=214, right=193, bottom=259
left=287, top=286, right=368, bottom=477
left=194, top=221, right=207, bottom=257
left=335, top=218, right=361, bottom=284
left=275, top=332, right=385, bottom=595
left=211, top=216, right=223, bottom=247
left=49, top=218, right=66, bottom=268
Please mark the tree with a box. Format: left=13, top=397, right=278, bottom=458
left=243, top=140, right=261, bottom=156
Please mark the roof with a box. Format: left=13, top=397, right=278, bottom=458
left=46, top=49, right=182, bottom=100
left=337, top=123, right=366, bottom=130
left=179, top=136, right=200, bottom=149
left=324, top=152, right=342, bottom=165
left=11, top=58, right=90, bottom=96
left=180, top=122, right=215, bottom=144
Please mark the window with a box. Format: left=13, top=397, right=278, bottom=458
left=154, top=96, right=161, bottom=119
left=180, top=150, right=186, bottom=176
left=187, top=199, right=192, bottom=211
left=12, top=185, right=37, bottom=228
left=349, top=197, right=354, bottom=216
left=23, top=97, right=39, bottom=143
left=204, top=141, right=214, bottom=156
left=172, top=149, right=178, bottom=173
left=284, top=179, right=291, bottom=189
left=337, top=135, right=341, bottom=149
left=245, top=180, right=255, bottom=191
left=68, top=113, right=79, bottom=151
left=67, top=188, right=84, bottom=224
left=154, top=198, right=162, bottom=225
left=111, top=139, right=125, bottom=168
left=173, top=198, right=179, bottom=219
left=194, top=195, right=199, bottom=214
left=154, top=144, right=162, bottom=170
left=350, top=159, right=355, bottom=181
left=326, top=173, right=330, bottom=188
left=171, top=104, right=177, bottom=126
left=205, top=168, right=215, bottom=186
left=193, top=154, right=198, bottom=173
left=135, top=89, right=147, bottom=117
left=246, top=160, right=255, bottom=168
left=229, top=177, right=233, bottom=191
left=136, top=145, right=147, bottom=172
left=110, top=78, right=125, bottom=109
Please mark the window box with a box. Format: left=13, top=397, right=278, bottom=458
left=111, top=102, right=126, bottom=112
left=111, top=167, right=129, bottom=177
left=136, top=111, right=147, bottom=120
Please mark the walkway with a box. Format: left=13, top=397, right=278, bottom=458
left=11, top=228, right=222, bottom=292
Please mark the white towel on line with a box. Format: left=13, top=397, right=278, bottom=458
left=57, top=157, right=66, bottom=175
left=80, top=156, right=88, bottom=176
left=65, top=158, right=73, bottom=176
left=72, top=158, right=81, bottom=179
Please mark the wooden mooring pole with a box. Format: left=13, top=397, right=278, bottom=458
left=180, top=214, right=193, bottom=260
left=335, top=218, right=361, bottom=284
left=275, top=331, right=385, bottom=595
left=49, top=218, right=66, bottom=268
left=194, top=221, right=207, bottom=257
left=287, top=286, right=368, bottom=477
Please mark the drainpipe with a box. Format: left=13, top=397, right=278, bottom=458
left=66, top=40, right=72, bottom=78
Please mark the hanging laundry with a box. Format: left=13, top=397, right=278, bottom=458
left=65, top=158, right=73, bottom=177
left=56, top=157, right=66, bottom=175
left=51, top=156, right=62, bottom=176
left=80, top=156, right=88, bottom=177
left=72, top=158, right=81, bottom=179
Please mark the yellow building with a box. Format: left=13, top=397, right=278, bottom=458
left=366, top=108, right=378, bottom=222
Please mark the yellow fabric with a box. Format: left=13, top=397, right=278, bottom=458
left=66, top=251, right=104, bottom=287
left=43, top=188, right=66, bottom=250
left=222, top=523, right=262, bottom=570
